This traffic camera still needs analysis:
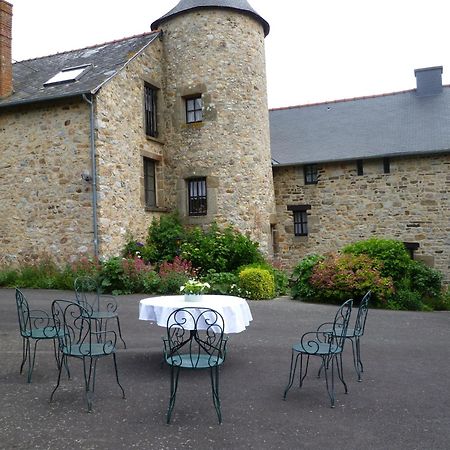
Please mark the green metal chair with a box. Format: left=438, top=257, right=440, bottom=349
left=74, top=276, right=126, bottom=348
left=318, top=291, right=371, bottom=381
left=15, top=288, right=62, bottom=383
left=283, top=299, right=353, bottom=407
left=163, top=307, right=228, bottom=424
left=50, top=299, right=125, bottom=412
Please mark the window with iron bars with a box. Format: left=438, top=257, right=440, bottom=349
left=143, top=157, right=156, bottom=208
left=144, top=83, right=157, bottom=138
left=188, top=177, right=207, bottom=216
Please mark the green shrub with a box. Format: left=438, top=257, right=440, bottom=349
left=157, top=257, right=196, bottom=295
left=290, top=254, right=323, bottom=300
left=0, top=268, right=19, bottom=287
left=203, top=270, right=239, bottom=295
left=146, top=213, right=185, bottom=263
left=343, top=238, right=411, bottom=281
left=238, top=268, right=275, bottom=300
left=181, top=223, right=263, bottom=274
left=238, top=262, right=289, bottom=296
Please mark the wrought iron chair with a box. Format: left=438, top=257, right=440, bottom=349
left=283, top=299, right=353, bottom=407
left=163, top=307, right=228, bottom=424
left=15, top=288, right=62, bottom=383
left=74, top=276, right=126, bottom=348
left=50, top=299, right=125, bottom=412
left=318, top=291, right=371, bottom=381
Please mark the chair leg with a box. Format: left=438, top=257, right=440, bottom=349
left=50, top=354, right=65, bottom=403
left=116, top=316, right=126, bottom=349
left=210, top=365, right=222, bottom=424
left=283, top=350, right=300, bottom=399
left=27, top=339, right=40, bottom=383
left=20, top=337, right=28, bottom=375
left=323, top=355, right=336, bottom=408
left=82, top=357, right=94, bottom=412
left=336, top=353, right=348, bottom=393
left=355, top=336, right=364, bottom=380
left=112, top=353, right=126, bottom=399
left=167, top=366, right=180, bottom=424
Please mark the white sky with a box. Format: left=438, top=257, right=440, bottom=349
left=9, top=0, right=450, bottom=108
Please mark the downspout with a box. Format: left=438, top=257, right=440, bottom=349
left=82, top=93, right=99, bottom=258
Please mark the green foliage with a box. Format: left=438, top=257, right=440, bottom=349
left=181, top=223, right=263, bottom=275
left=290, top=254, right=324, bottom=300
left=0, top=268, right=19, bottom=287
left=203, top=270, right=241, bottom=295
left=343, top=238, right=411, bottom=281
left=308, top=253, right=394, bottom=307
left=146, top=213, right=185, bottom=263
left=157, top=257, right=196, bottom=295
left=238, top=262, right=289, bottom=296
left=238, top=268, right=275, bottom=300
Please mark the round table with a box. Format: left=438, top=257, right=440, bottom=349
left=139, top=295, right=252, bottom=333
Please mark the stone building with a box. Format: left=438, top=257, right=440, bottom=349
left=270, top=66, right=450, bottom=282
left=0, top=0, right=449, bottom=282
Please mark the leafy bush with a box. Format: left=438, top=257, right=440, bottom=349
left=238, top=268, right=275, bottom=300
left=146, top=213, right=185, bottom=263
left=157, top=257, right=196, bottom=295
left=290, top=254, right=324, bottom=300
left=203, top=270, right=239, bottom=295
left=239, top=262, right=289, bottom=296
left=343, top=238, right=411, bottom=281
left=181, top=223, right=263, bottom=274
left=308, top=253, right=394, bottom=306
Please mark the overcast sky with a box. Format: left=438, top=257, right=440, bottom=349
left=9, top=0, right=450, bottom=108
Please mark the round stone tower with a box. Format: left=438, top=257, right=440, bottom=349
left=152, top=0, right=276, bottom=256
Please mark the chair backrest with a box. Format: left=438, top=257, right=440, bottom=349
left=166, top=308, right=225, bottom=368
left=74, top=276, right=100, bottom=314
left=51, top=299, right=114, bottom=355
left=15, top=288, right=31, bottom=337
left=354, top=290, right=371, bottom=337
left=332, top=299, right=353, bottom=349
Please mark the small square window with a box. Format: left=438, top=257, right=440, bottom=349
left=188, top=177, right=207, bottom=216
left=186, top=96, right=203, bottom=123
left=304, top=164, right=318, bottom=184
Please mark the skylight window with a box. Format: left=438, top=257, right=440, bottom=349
left=44, top=64, right=91, bottom=86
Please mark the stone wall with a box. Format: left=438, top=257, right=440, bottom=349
left=159, top=9, right=276, bottom=255
left=94, top=37, right=166, bottom=257
left=0, top=99, right=94, bottom=264
left=273, top=154, right=450, bottom=282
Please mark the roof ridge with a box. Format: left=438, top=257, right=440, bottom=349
left=269, top=84, right=450, bottom=111
left=13, top=31, right=158, bottom=64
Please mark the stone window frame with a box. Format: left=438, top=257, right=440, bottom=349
left=140, top=150, right=163, bottom=211
left=144, top=82, right=158, bottom=138
left=304, top=164, right=319, bottom=185
left=185, top=95, right=203, bottom=124
left=187, top=177, right=207, bottom=216
left=287, top=205, right=311, bottom=236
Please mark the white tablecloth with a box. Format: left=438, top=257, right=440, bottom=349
left=139, top=295, right=252, bottom=334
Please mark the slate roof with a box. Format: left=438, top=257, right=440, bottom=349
left=0, top=32, right=159, bottom=108
left=151, top=0, right=269, bottom=36
left=269, top=87, right=450, bottom=165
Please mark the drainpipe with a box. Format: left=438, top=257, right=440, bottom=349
left=82, top=93, right=99, bottom=258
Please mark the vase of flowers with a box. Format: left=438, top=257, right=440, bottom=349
left=180, top=279, right=210, bottom=302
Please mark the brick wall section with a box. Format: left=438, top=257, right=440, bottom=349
left=0, top=0, right=13, bottom=98
left=159, top=10, right=276, bottom=255
left=94, top=39, right=166, bottom=256
left=273, top=154, right=450, bottom=282
left=0, top=100, right=93, bottom=265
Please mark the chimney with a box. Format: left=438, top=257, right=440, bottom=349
left=0, top=0, right=13, bottom=98
left=414, top=66, right=443, bottom=97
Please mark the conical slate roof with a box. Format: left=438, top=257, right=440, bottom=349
left=151, top=0, right=269, bottom=36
